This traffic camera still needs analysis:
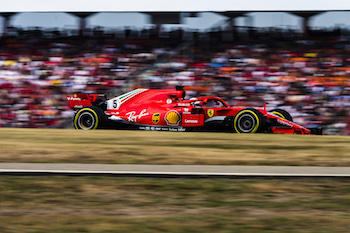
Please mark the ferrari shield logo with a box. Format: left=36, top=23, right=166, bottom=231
left=207, top=109, right=214, bottom=118
left=152, top=113, right=161, bottom=124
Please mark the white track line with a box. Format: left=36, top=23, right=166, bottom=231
left=1, top=169, right=350, bottom=177
left=0, top=163, right=350, bottom=177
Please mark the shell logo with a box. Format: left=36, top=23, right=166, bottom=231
left=165, top=111, right=181, bottom=125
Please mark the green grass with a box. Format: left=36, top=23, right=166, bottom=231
left=0, top=176, right=349, bottom=233
left=0, top=128, right=350, bottom=166
left=1, top=128, right=350, bottom=232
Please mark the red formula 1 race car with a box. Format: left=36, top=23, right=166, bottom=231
left=67, top=87, right=322, bottom=135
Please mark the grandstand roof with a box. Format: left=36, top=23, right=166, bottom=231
left=2, top=0, right=350, bottom=12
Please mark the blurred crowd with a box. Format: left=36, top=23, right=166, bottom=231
left=0, top=27, right=349, bottom=135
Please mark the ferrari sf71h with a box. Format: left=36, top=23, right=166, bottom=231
left=67, top=87, right=322, bottom=135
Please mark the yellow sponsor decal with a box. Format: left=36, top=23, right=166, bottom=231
left=152, top=113, right=161, bottom=124
left=207, top=109, right=214, bottom=118
left=165, top=111, right=181, bottom=125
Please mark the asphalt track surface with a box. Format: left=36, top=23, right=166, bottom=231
left=1, top=163, right=350, bottom=178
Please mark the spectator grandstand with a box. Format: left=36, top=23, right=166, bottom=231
left=0, top=26, right=349, bottom=134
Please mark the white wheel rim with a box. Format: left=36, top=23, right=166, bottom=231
left=237, top=114, right=256, bottom=133
left=78, top=112, right=95, bottom=130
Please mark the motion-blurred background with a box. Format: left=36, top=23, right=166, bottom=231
left=1, top=4, right=350, bottom=134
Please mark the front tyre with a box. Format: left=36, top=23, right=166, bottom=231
left=233, top=108, right=266, bottom=133
left=270, top=109, right=293, bottom=122
left=74, top=106, right=106, bottom=130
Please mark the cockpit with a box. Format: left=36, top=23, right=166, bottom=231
left=190, top=99, right=228, bottom=108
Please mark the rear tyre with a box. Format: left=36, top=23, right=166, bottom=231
left=270, top=109, right=293, bottom=122
left=74, top=106, right=107, bottom=130
left=233, top=108, right=266, bottom=133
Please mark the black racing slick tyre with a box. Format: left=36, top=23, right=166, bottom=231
left=74, top=106, right=107, bottom=130
left=233, top=108, right=266, bottom=133
left=270, top=109, right=293, bottom=122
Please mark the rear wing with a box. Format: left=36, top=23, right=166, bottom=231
left=67, top=94, right=106, bottom=110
